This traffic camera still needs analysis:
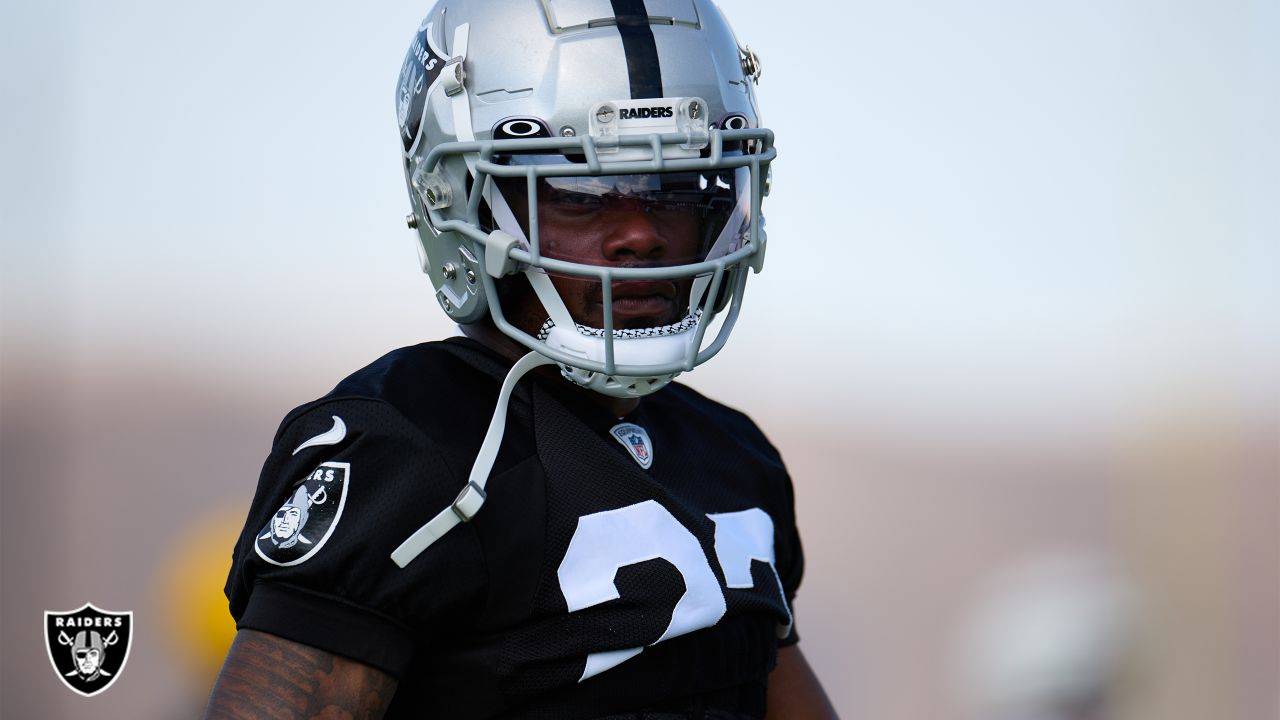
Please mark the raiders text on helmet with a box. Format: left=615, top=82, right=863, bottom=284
left=619, top=106, right=674, bottom=120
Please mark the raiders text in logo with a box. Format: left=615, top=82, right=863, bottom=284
left=398, top=21, right=448, bottom=150
left=255, top=461, right=351, bottom=567
left=620, top=106, right=674, bottom=120
left=44, top=603, right=133, bottom=697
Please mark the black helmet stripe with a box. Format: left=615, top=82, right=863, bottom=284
left=609, top=0, right=664, bottom=99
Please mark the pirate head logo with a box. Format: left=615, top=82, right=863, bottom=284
left=397, top=20, right=446, bottom=151
left=44, top=603, right=132, bottom=697
left=396, top=58, right=424, bottom=128
left=267, top=484, right=323, bottom=549
left=610, top=422, right=654, bottom=470
left=69, top=630, right=112, bottom=680
left=255, top=461, right=350, bottom=566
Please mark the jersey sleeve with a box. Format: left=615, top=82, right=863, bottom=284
left=692, top=389, right=807, bottom=649
left=224, top=398, right=487, bottom=678
left=728, top=406, right=805, bottom=649
left=774, top=469, right=805, bottom=648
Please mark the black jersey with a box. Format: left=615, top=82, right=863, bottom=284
left=225, top=338, right=803, bottom=720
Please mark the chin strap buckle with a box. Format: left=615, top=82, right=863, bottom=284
left=442, top=58, right=466, bottom=97
left=390, top=482, right=487, bottom=569
left=451, top=481, right=486, bottom=522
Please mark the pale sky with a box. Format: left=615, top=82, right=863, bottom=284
left=3, top=0, right=1277, bottom=434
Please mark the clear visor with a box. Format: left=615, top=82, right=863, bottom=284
left=488, top=159, right=752, bottom=330
left=490, top=158, right=750, bottom=268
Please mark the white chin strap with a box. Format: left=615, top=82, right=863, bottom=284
left=391, top=351, right=553, bottom=567
left=534, top=307, right=701, bottom=399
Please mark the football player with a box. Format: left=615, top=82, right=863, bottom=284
left=206, top=1, right=835, bottom=718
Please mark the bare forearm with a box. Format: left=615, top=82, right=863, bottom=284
left=204, top=629, right=398, bottom=720
left=766, top=644, right=839, bottom=719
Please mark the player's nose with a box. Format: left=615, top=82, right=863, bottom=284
left=601, top=202, right=667, bottom=262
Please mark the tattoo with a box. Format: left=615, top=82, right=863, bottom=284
left=204, top=629, right=398, bottom=720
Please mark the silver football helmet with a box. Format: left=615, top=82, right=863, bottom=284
left=397, top=0, right=773, bottom=397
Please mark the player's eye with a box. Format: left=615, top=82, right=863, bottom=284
left=543, top=187, right=604, bottom=216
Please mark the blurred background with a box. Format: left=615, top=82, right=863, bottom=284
left=1, top=0, right=1276, bottom=717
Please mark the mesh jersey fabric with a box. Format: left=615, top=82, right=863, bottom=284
left=224, top=338, right=803, bottom=720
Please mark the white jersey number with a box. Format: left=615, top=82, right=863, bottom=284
left=557, top=500, right=791, bottom=681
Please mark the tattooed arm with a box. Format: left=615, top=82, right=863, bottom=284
left=203, top=629, right=398, bottom=720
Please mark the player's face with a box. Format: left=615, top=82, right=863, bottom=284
left=537, top=186, right=699, bottom=330
left=75, top=648, right=101, bottom=674
left=498, top=172, right=723, bottom=331
left=272, top=507, right=302, bottom=538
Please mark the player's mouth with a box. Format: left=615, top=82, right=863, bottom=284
left=608, top=281, right=678, bottom=324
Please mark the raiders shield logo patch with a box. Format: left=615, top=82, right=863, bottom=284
left=610, top=422, right=654, bottom=469
left=255, top=461, right=350, bottom=567
left=44, top=603, right=133, bottom=697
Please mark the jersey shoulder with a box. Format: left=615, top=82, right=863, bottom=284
left=274, top=338, right=503, bottom=450
left=225, top=341, right=508, bottom=675
left=656, top=381, right=786, bottom=468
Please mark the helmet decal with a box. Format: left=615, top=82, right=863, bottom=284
left=609, top=0, right=664, bottom=99
left=397, top=18, right=448, bottom=151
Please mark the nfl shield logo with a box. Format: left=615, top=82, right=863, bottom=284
left=628, top=434, right=649, bottom=461
left=610, top=422, right=654, bottom=470
left=44, top=603, right=133, bottom=697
